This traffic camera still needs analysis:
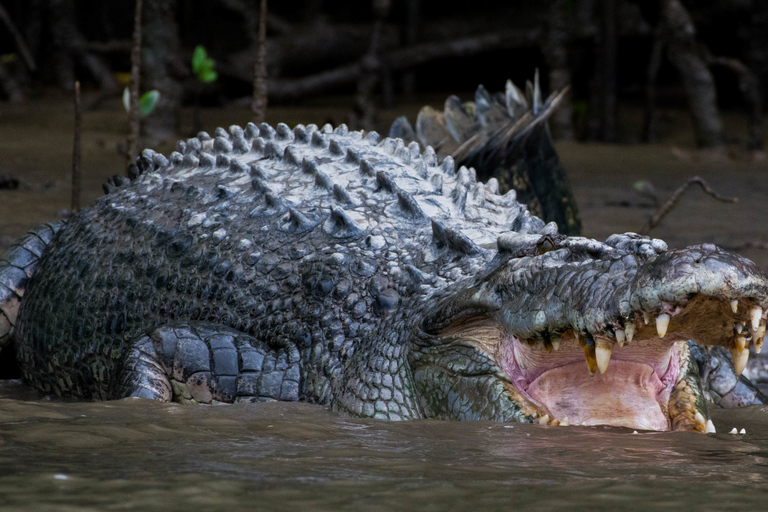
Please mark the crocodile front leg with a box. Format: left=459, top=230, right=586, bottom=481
left=120, top=322, right=301, bottom=404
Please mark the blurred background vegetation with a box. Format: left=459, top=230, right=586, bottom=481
left=1, top=0, right=766, bottom=151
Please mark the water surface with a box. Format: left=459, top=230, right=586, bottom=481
left=1, top=379, right=767, bottom=511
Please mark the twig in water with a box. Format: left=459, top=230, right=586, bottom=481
left=71, top=81, right=82, bottom=213
left=640, top=176, right=738, bottom=235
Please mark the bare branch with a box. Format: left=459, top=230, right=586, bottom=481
left=640, top=176, right=738, bottom=235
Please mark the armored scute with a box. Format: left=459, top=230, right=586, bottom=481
left=1, top=83, right=767, bottom=433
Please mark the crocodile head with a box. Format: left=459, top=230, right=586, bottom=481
left=416, top=233, right=768, bottom=432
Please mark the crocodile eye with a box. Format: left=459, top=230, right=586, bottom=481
left=537, top=239, right=555, bottom=255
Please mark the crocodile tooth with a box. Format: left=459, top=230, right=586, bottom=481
left=729, top=428, right=739, bottom=434
left=615, top=329, right=625, bottom=347
left=755, top=322, right=766, bottom=354
left=559, top=417, right=569, bottom=426
left=731, top=300, right=739, bottom=314
left=735, top=335, right=747, bottom=351
left=595, top=339, right=613, bottom=374
left=656, top=314, right=670, bottom=338
left=736, top=322, right=744, bottom=334
left=730, top=341, right=750, bottom=376
left=538, top=414, right=551, bottom=425
left=551, top=337, right=561, bottom=352
left=706, top=419, right=716, bottom=434
left=643, top=311, right=650, bottom=325
left=584, top=343, right=597, bottom=376
left=750, top=306, right=762, bottom=334
left=694, top=411, right=707, bottom=432
left=625, top=323, right=634, bottom=343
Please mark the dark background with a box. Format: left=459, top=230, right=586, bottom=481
left=1, top=0, right=767, bottom=150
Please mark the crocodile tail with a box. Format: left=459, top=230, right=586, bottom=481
left=388, top=71, right=581, bottom=235
left=0, top=222, right=64, bottom=350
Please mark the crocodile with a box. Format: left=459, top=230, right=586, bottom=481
left=1, top=89, right=768, bottom=433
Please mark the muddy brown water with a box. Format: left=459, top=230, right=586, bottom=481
left=2, top=93, right=768, bottom=509
left=2, top=379, right=768, bottom=511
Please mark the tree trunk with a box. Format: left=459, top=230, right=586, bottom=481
left=543, top=0, right=575, bottom=140
left=660, top=0, right=722, bottom=148
left=47, top=0, right=116, bottom=91
left=600, top=0, right=618, bottom=142
left=142, top=0, right=185, bottom=144
left=642, top=30, right=664, bottom=143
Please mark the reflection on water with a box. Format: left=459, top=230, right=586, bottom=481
left=1, top=378, right=768, bottom=511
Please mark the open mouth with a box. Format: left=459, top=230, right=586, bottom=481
left=494, top=296, right=767, bottom=432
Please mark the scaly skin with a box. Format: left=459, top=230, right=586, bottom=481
left=5, top=119, right=768, bottom=432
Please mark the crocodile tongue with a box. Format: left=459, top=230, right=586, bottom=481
left=504, top=335, right=681, bottom=431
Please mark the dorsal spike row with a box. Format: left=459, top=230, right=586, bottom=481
left=284, top=146, right=301, bottom=167
left=229, top=125, right=244, bottom=138
left=214, top=127, right=229, bottom=139
left=505, top=79, right=527, bottom=117
left=276, top=123, right=292, bottom=141
left=332, top=184, right=352, bottom=204
left=328, top=138, right=344, bottom=156
left=251, top=176, right=270, bottom=195
left=377, top=137, right=397, bottom=154
left=249, top=164, right=267, bottom=180
left=315, top=171, right=333, bottom=190
left=182, top=154, right=199, bottom=169
left=229, top=159, right=248, bottom=174
left=214, top=136, right=233, bottom=154
left=282, top=207, right=313, bottom=232
left=186, top=137, right=202, bottom=154
left=359, top=159, right=375, bottom=176
left=345, top=148, right=361, bottom=164
left=485, top=178, right=500, bottom=195
left=394, top=139, right=410, bottom=163
left=232, top=132, right=250, bottom=154
left=323, top=205, right=362, bottom=238
left=264, top=141, right=283, bottom=159
left=199, top=153, right=215, bottom=170
left=333, top=124, right=349, bottom=136
left=197, top=131, right=212, bottom=142
left=244, top=123, right=259, bottom=140
left=430, top=173, right=444, bottom=193
left=364, top=131, right=380, bottom=144
left=440, top=156, right=455, bottom=175
left=293, top=125, right=309, bottom=143
left=375, top=171, right=396, bottom=193
left=421, top=146, right=438, bottom=167
left=408, top=141, right=421, bottom=161
left=443, top=95, right=479, bottom=143
left=176, top=140, right=187, bottom=154
left=311, top=131, right=327, bottom=148
left=532, top=68, right=542, bottom=114
left=169, top=151, right=183, bottom=166
left=215, top=154, right=231, bottom=169
left=415, top=160, right=429, bottom=179
left=431, top=219, right=481, bottom=256
left=302, top=158, right=318, bottom=175
left=259, top=123, right=276, bottom=140
left=320, top=123, right=333, bottom=134
left=397, top=190, right=425, bottom=219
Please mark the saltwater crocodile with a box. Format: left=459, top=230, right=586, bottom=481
left=1, top=87, right=768, bottom=433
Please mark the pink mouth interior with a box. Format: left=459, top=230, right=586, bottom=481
left=500, top=334, right=681, bottom=430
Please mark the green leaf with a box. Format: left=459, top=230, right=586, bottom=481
left=122, top=87, right=131, bottom=112
left=192, top=45, right=207, bottom=74
left=139, top=90, right=160, bottom=116
left=199, top=69, right=218, bottom=83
